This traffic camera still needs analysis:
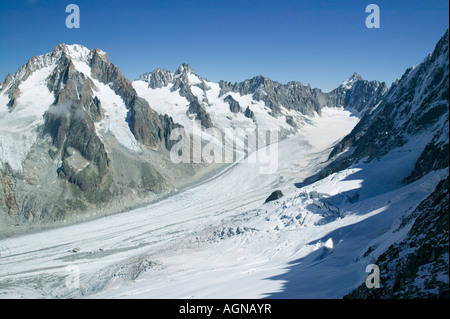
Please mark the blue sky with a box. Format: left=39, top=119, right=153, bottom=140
left=0, top=0, right=448, bottom=92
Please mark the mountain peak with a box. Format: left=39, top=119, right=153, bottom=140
left=175, top=63, right=194, bottom=75
left=347, top=72, right=363, bottom=82
left=138, top=68, right=174, bottom=88
left=53, top=43, right=89, bottom=59
left=52, top=43, right=109, bottom=63
left=340, top=72, right=363, bottom=89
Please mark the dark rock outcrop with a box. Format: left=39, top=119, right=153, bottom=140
left=139, top=68, right=173, bottom=89
left=43, top=52, right=110, bottom=192
left=264, top=190, right=284, bottom=204
left=187, top=100, right=213, bottom=129
left=244, top=106, right=256, bottom=122
left=224, top=95, right=241, bottom=113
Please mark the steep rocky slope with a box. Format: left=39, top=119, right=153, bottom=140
left=322, top=30, right=449, bottom=299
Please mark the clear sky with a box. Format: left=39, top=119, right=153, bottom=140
left=0, top=0, right=448, bottom=92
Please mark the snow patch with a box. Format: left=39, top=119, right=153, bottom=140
left=72, top=60, right=141, bottom=152
left=0, top=65, right=56, bottom=172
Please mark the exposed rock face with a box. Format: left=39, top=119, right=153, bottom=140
left=264, top=190, right=284, bottom=204
left=171, top=64, right=206, bottom=99
left=128, top=98, right=181, bottom=149
left=138, top=68, right=173, bottom=89
left=224, top=95, right=241, bottom=113
left=42, top=51, right=110, bottom=192
left=44, top=103, right=109, bottom=192
left=326, top=73, right=387, bottom=113
left=218, top=74, right=387, bottom=117
left=187, top=100, right=213, bottom=129
left=0, top=167, right=17, bottom=217
left=285, top=115, right=297, bottom=128
left=407, top=124, right=449, bottom=183
left=244, top=106, right=256, bottom=122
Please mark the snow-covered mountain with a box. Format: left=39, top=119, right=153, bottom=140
left=134, top=64, right=386, bottom=135
left=0, top=44, right=195, bottom=233
left=134, top=64, right=296, bottom=145
left=133, top=63, right=387, bottom=175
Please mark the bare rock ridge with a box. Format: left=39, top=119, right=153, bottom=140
left=217, top=73, right=387, bottom=116
left=87, top=46, right=179, bottom=149
left=139, top=64, right=387, bottom=124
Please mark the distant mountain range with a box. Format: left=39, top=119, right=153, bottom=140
left=0, top=42, right=386, bottom=233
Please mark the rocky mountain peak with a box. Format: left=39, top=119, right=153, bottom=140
left=139, top=68, right=174, bottom=89
left=50, top=44, right=111, bottom=68
left=340, top=72, right=363, bottom=89
left=174, top=63, right=193, bottom=75
left=52, top=44, right=89, bottom=63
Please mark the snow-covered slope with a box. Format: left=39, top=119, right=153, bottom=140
left=0, top=100, right=444, bottom=299
left=133, top=64, right=298, bottom=160
left=0, top=65, right=56, bottom=172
